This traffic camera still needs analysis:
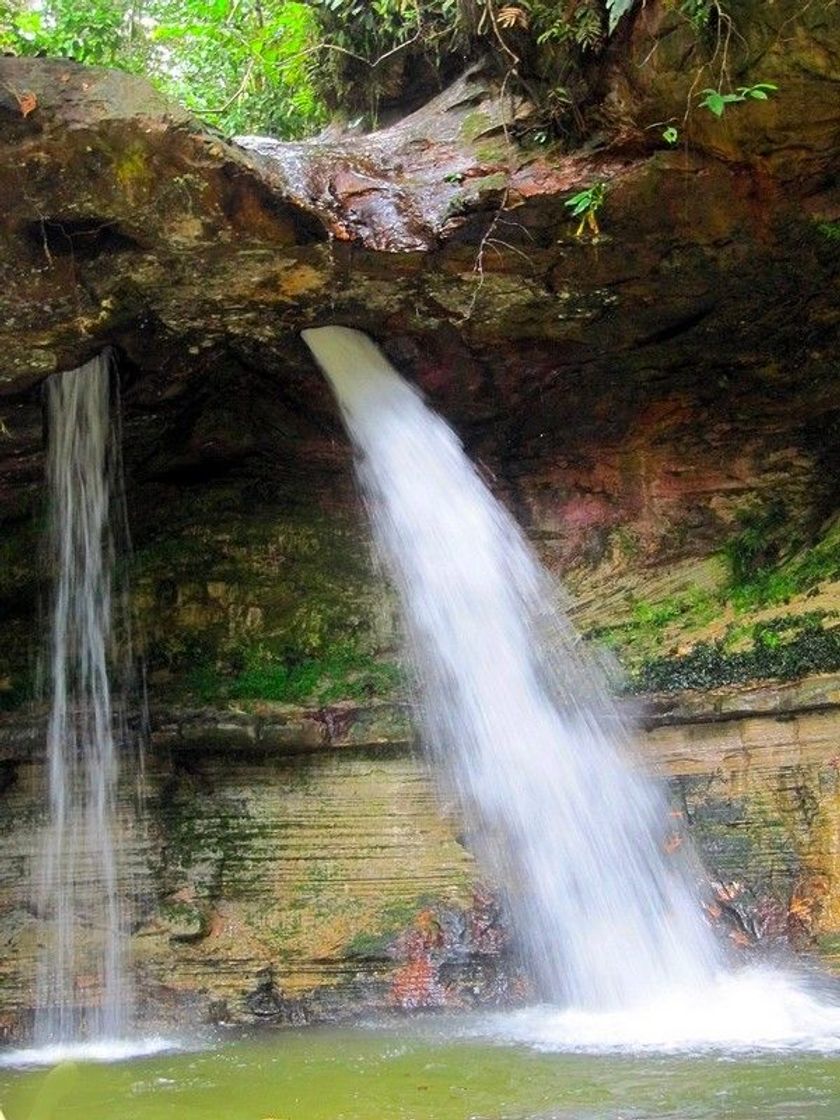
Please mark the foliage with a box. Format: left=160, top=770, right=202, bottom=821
left=308, top=0, right=458, bottom=122
left=590, top=587, right=718, bottom=663
left=630, top=615, right=840, bottom=694
left=698, top=82, right=778, bottom=118
left=564, top=181, right=606, bottom=236
left=723, top=500, right=789, bottom=587
left=590, top=513, right=840, bottom=694
left=1, top=0, right=129, bottom=63
left=308, top=0, right=648, bottom=134
left=0, top=0, right=783, bottom=141
left=678, top=0, right=713, bottom=32
left=0, top=1, right=646, bottom=137
left=526, top=0, right=606, bottom=50
left=728, top=517, right=840, bottom=611
left=0, top=0, right=326, bottom=137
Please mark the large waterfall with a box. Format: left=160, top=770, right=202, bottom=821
left=35, top=352, right=136, bottom=1044
left=302, top=325, right=723, bottom=1010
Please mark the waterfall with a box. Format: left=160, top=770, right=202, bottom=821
left=302, top=325, right=723, bottom=1011
left=35, top=352, right=136, bottom=1043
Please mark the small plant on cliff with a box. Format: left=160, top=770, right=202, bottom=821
left=698, top=82, right=778, bottom=118
left=564, top=181, right=606, bottom=237
left=723, top=501, right=789, bottom=588
left=679, top=0, right=713, bottom=29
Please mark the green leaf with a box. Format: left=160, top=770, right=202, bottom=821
left=565, top=190, right=591, bottom=209
left=15, top=11, right=43, bottom=35
left=699, top=90, right=726, bottom=117
left=662, top=126, right=679, bottom=144
left=606, top=0, right=638, bottom=34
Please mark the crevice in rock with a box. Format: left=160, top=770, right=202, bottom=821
left=23, top=217, right=142, bottom=260
left=635, top=304, right=716, bottom=347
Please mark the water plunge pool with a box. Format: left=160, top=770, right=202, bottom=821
left=2, top=1013, right=840, bottom=1120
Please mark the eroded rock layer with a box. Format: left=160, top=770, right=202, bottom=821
left=1, top=676, right=840, bottom=1032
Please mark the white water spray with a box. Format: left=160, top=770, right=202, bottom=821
left=35, top=353, right=135, bottom=1043
left=303, top=326, right=720, bottom=1008
left=303, top=326, right=840, bottom=1046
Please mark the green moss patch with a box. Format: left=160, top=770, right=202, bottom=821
left=587, top=514, right=840, bottom=693
left=183, top=642, right=402, bottom=706
left=631, top=614, right=840, bottom=694
left=343, top=896, right=440, bottom=960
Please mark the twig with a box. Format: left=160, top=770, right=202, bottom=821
left=478, top=0, right=521, bottom=70
left=202, top=56, right=256, bottom=115
left=458, top=186, right=511, bottom=324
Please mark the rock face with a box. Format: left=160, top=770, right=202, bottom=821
left=0, top=0, right=837, bottom=1029
left=0, top=730, right=515, bottom=1030
left=2, top=676, right=840, bottom=1029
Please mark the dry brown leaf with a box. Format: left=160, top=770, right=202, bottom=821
left=498, top=6, right=529, bottom=30
left=16, top=90, right=37, bottom=118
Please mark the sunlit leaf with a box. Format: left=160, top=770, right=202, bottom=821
left=699, top=89, right=726, bottom=116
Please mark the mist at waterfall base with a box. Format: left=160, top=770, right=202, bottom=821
left=14, top=354, right=171, bottom=1065
left=302, top=325, right=840, bottom=1053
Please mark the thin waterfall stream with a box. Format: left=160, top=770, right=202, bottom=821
left=302, top=325, right=840, bottom=1049
left=35, top=352, right=138, bottom=1046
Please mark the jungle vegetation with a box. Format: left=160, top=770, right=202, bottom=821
left=0, top=1, right=714, bottom=137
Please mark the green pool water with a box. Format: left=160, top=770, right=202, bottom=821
left=2, top=1018, right=839, bottom=1120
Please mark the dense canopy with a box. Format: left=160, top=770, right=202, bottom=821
left=0, top=1, right=661, bottom=136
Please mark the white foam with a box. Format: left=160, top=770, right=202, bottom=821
left=0, top=1036, right=177, bottom=1068
left=474, top=968, right=840, bottom=1053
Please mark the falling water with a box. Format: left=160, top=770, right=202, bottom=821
left=302, top=325, right=722, bottom=1011
left=35, top=352, right=134, bottom=1043
left=299, top=327, right=840, bottom=1050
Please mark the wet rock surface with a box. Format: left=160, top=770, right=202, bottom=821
left=1, top=677, right=840, bottom=1027
left=0, top=0, right=837, bottom=1028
